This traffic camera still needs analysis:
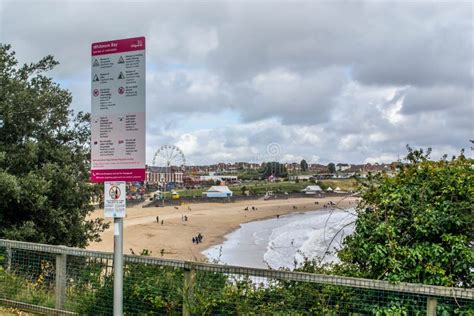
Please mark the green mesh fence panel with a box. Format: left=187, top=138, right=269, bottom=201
left=1, top=240, right=473, bottom=315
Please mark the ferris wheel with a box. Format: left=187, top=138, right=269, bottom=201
left=151, top=145, right=186, bottom=172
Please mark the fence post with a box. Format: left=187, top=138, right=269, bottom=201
left=183, top=263, right=196, bottom=316
left=55, top=247, right=67, bottom=310
left=426, top=297, right=437, bottom=316
left=6, top=244, right=12, bottom=273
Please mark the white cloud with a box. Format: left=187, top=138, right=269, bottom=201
left=175, top=134, right=199, bottom=156
left=368, top=133, right=388, bottom=143
left=364, top=154, right=398, bottom=164
left=378, top=90, right=406, bottom=125
left=338, top=135, right=360, bottom=151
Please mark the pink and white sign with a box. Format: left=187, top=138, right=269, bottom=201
left=91, top=37, right=146, bottom=182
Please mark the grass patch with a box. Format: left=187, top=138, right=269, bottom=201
left=163, top=179, right=358, bottom=199
left=0, top=268, right=55, bottom=311
left=0, top=306, right=40, bottom=316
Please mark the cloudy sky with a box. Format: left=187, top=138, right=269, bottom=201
left=1, top=0, right=472, bottom=165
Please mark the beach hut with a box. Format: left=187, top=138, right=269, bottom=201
left=326, top=187, right=333, bottom=192
left=334, top=186, right=345, bottom=193
left=301, top=185, right=323, bottom=195
left=203, top=186, right=233, bottom=198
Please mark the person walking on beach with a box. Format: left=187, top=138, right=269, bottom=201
left=156, top=216, right=159, bottom=223
left=161, top=220, right=164, bottom=225
left=276, top=214, right=280, bottom=219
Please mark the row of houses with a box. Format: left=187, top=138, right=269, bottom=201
left=199, top=173, right=239, bottom=183
left=146, top=168, right=240, bottom=188
left=146, top=166, right=184, bottom=186
left=184, top=162, right=396, bottom=174
left=185, top=162, right=261, bottom=174
left=145, top=162, right=398, bottom=187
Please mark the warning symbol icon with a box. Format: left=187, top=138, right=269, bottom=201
left=93, top=59, right=99, bottom=67
left=118, top=72, right=125, bottom=80
left=93, top=74, right=99, bottom=82
left=118, top=56, right=125, bottom=64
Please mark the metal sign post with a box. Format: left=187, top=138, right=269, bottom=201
left=91, top=37, right=146, bottom=316
left=104, top=181, right=126, bottom=315
left=113, top=216, right=123, bottom=316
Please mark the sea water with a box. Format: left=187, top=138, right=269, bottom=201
left=203, top=208, right=356, bottom=270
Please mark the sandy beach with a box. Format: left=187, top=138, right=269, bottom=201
left=87, top=196, right=358, bottom=261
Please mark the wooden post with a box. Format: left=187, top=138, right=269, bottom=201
left=183, top=264, right=196, bottom=316
left=55, top=249, right=67, bottom=310
left=5, top=245, right=12, bottom=273
left=426, top=297, right=437, bottom=316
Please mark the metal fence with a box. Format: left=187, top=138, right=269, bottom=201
left=0, top=239, right=472, bottom=315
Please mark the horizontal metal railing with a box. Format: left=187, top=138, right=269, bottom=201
left=1, top=239, right=471, bottom=300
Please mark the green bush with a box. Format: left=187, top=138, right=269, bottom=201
left=339, top=148, right=474, bottom=287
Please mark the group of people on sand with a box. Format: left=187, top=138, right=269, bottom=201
left=154, top=204, right=194, bottom=225
left=244, top=206, right=258, bottom=211
left=174, top=206, right=192, bottom=211
left=156, top=216, right=163, bottom=225
left=322, top=201, right=336, bottom=208
left=192, top=233, right=203, bottom=244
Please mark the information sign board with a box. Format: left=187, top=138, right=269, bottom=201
left=91, top=37, right=146, bottom=182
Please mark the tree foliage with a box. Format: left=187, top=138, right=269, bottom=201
left=300, top=159, right=308, bottom=172
left=238, top=169, right=260, bottom=181
left=0, top=44, right=107, bottom=247
left=327, top=162, right=336, bottom=174
left=338, top=147, right=473, bottom=287
left=260, top=161, right=287, bottom=179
